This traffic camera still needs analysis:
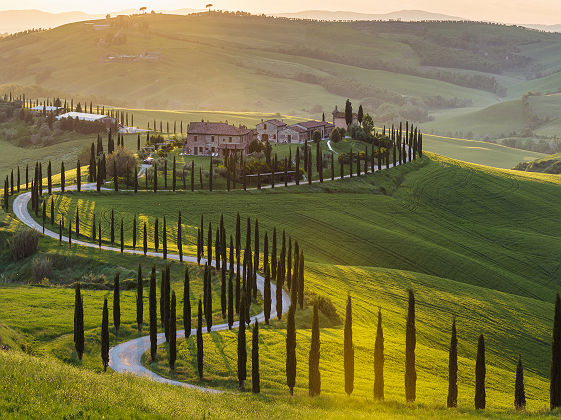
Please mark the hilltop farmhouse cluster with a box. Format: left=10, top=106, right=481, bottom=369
left=182, top=106, right=351, bottom=157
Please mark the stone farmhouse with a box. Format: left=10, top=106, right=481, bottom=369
left=255, top=119, right=286, bottom=142
left=332, top=105, right=358, bottom=129
left=257, top=119, right=334, bottom=144
left=182, top=121, right=253, bottom=156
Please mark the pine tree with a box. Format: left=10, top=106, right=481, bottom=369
left=136, top=264, right=143, bottom=331
left=405, top=289, right=416, bottom=402
left=309, top=301, right=321, bottom=396
left=252, top=321, right=261, bottom=394
left=344, top=295, right=354, bottom=396
left=475, top=334, right=486, bottom=409
left=184, top=267, right=191, bottom=338
left=74, top=283, right=84, bottom=360
left=374, top=308, right=384, bottom=400
left=169, top=291, right=177, bottom=370
left=515, top=354, right=526, bottom=410
left=149, top=266, right=157, bottom=362
left=113, top=272, right=120, bottom=332
left=447, top=318, right=458, bottom=408
left=286, top=304, right=296, bottom=395
left=101, top=297, right=109, bottom=371
left=197, top=300, right=204, bottom=379
left=551, top=293, right=561, bottom=409
left=238, top=289, right=247, bottom=390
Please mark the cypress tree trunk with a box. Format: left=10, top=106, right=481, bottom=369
left=475, top=334, right=486, bottom=409
left=74, top=283, right=84, bottom=360
left=515, top=354, right=526, bottom=410
left=551, top=293, right=561, bottom=409
left=238, top=289, right=247, bottom=390
left=101, top=298, right=109, bottom=371
left=169, top=292, right=177, bottom=371
left=344, top=295, right=354, bottom=396
left=286, top=305, right=296, bottom=395
left=113, top=273, right=120, bottom=332
left=136, top=264, right=143, bottom=331
left=374, top=308, right=384, bottom=400
left=402, top=290, right=416, bottom=403
left=252, top=321, right=260, bottom=394
left=149, top=267, right=157, bottom=362
left=309, top=302, right=321, bottom=396
left=197, top=300, right=204, bottom=380
left=447, top=318, right=458, bottom=408
left=183, top=267, right=191, bottom=338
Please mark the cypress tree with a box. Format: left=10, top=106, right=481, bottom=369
left=215, top=228, right=220, bottom=271
left=237, top=287, right=248, bottom=390
left=286, top=238, right=292, bottom=290
left=162, top=217, right=167, bottom=260
left=276, top=258, right=283, bottom=320
left=551, top=293, right=561, bottom=409
left=77, top=160, right=81, bottom=192
left=68, top=219, right=72, bottom=244
left=110, top=209, right=115, bottom=244
left=374, top=308, right=384, bottom=400
left=298, top=251, right=305, bottom=309
left=295, top=147, right=300, bottom=185
left=61, top=162, right=65, bottom=192
left=252, top=321, right=260, bottom=394
left=264, top=232, right=271, bottom=325
left=515, top=354, right=526, bottom=410
left=169, top=291, right=177, bottom=370
left=221, top=263, right=227, bottom=320
left=344, top=295, right=354, bottom=396
left=16, top=166, right=20, bottom=193
left=113, top=160, right=118, bottom=192
left=120, top=219, right=124, bottom=253
left=177, top=211, right=183, bottom=262
left=134, top=167, right=138, bottom=193
left=309, top=301, right=321, bottom=396
left=207, top=222, right=212, bottom=264
left=136, top=264, right=143, bottom=331
left=204, top=264, right=212, bottom=332
left=154, top=217, right=159, bottom=251
left=286, top=304, right=296, bottom=395
left=74, top=283, right=84, bottom=360
left=197, top=299, right=204, bottom=380
left=447, top=318, right=458, bottom=408
left=475, top=334, right=486, bottom=409
left=164, top=265, right=171, bottom=341
left=149, top=266, right=157, bottom=362
left=184, top=267, right=191, bottom=338
left=51, top=197, right=55, bottom=225
left=132, top=215, right=137, bottom=250
left=143, top=222, right=147, bottom=256
left=228, top=271, right=234, bottom=329
left=405, top=289, right=416, bottom=402
left=153, top=162, right=158, bottom=193
left=113, top=272, right=120, bottom=332
left=47, top=161, right=52, bottom=193
left=101, top=297, right=109, bottom=371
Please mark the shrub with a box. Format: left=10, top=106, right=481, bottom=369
left=32, top=257, right=52, bottom=283
left=106, top=148, right=136, bottom=178
left=330, top=128, right=341, bottom=143
left=9, top=229, right=39, bottom=261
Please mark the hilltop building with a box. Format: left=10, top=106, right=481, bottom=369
left=256, top=119, right=287, bottom=142
left=257, top=119, right=334, bottom=144
left=183, top=121, right=253, bottom=156
left=332, top=105, right=358, bottom=129
left=56, top=112, right=116, bottom=129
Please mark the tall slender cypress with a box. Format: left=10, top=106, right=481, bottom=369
left=136, top=264, right=143, bottom=331
left=154, top=217, right=159, bottom=251
left=405, top=289, right=417, bottom=402
left=515, top=354, right=526, bottom=410
left=184, top=267, right=191, bottom=338
left=149, top=266, right=157, bottom=362
left=197, top=300, right=204, bottom=380
left=101, top=298, right=109, bottom=371
left=475, top=334, right=486, bottom=409
left=309, top=302, right=321, bottom=396
left=74, top=283, right=84, bottom=360
left=252, top=321, right=260, bottom=394
left=162, top=217, right=167, bottom=260
left=132, top=215, right=137, bottom=250
left=447, top=318, right=458, bottom=408
left=177, top=211, right=183, bottom=262
left=143, top=222, right=147, bottom=256
left=228, top=270, right=234, bottom=329
left=113, top=272, right=120, bottom=332
left=551, top=293, right=561, bottom=409
left=264, top=232, right=271, bottom=325
left=374, top=308, right=384, bottom=400
left=286, top=305, right=296, bottom=395
left=238, top=289, right=247, bottom=390
left=169, top=292, right=177, bottom=370
left=344, top=295, right=354, bottom=396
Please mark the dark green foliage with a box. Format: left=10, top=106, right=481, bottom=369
left=264, top=232, right=271, bottom=325
left=172, top=156, right=176, bottom=192
left=113, top=272, right=120, bottom=332
left=162, top=217, right=167, bottom=260
left=197, top=300, right=203, bottom=380
left=177, top=211, right=183, bottom=262
left=405, top=289, right=416, bottom=402
left=183, top=267, right=191, bottom=338
left=204, top=264, right=212, bottom=332
left=101, top=298, right=109, bottom=371
left=238, top=288, right=247, bottom=390
left=110, top=210, right=115, bottom=244
left=475, top=334, right=486, bottom=409
left=252, top=321, right=260, bottom=394
left=286, top=305, right=296, bottom=395
left=73, top=283, right=84, bottom=360
left=228, top=270, right=234, bottom=329
left=345, top=99, right=353, bottom=128
left=143, top=223, right=147, bottom=256
left=344, top=295, right=354, bottom=396
left=154, top=218, right=159, bottom=251
left=149, top=266, right=157, bottom=362
left=76, top=160, right=81, bottom=192
left=374, top=308, right=384, bottom=400
left=447, top=318, right=458, bottom=408
left=169, top=292, right=177, bottom=371
left=120, top=219, right=124, bottom=253
left=309, top=302, right=321, bottom=396
left=515, top=355, right=526, bottom=410
left=298, top=252, right=304, bottom=309
left=60, top=162, right=65, bottom=192
left=47, top=161, right=52, bottom=193
left=552, top=293, right=561, bottom=409
left=136, top=264, right=143, bottom=331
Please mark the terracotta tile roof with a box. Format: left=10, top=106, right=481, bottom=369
left=283, top=124, right=308, bottom=133
left=263, top=119, right=287, bottom=127
left=188, top=122, right=250, bottom=136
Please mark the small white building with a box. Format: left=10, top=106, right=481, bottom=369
left=56, top=112, right=116, bottom=129
left=31, top=105, right=60, bottom=112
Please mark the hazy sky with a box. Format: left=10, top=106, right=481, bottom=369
left=1, top=0, right=560, bottom=25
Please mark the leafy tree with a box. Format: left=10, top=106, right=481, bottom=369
left=405, top=289, right=417, bottom=402
left=169, top=291, right=177, bottom=370
left=197, top=299, right=203, bottom=380
left=344, top=295, right=354, bottom=396
left=515, top=354, right=526, bottom=410
left=252, top=321, right=260, bottom=394
left=136, top=264, right=143, bottom=331
left=113, top=272, right=120, bottom=332
left=286, top=305, right=296, bottom=395
left=149, top=266, right=157, bottom=361
left=475, top=334, right=486, bottom=409
left=447, top=318, right=458, bottom=408
left=184, top=267, right=191, bottom=338
left=101, top=297, right=109, bottom=371
left=312, top=129, right=321, bottom=144
left=309, top=302, right=321, bottom=396
left=374, top=308, right=384, bottom=400
left=74, top=283, right=84, bottom=360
